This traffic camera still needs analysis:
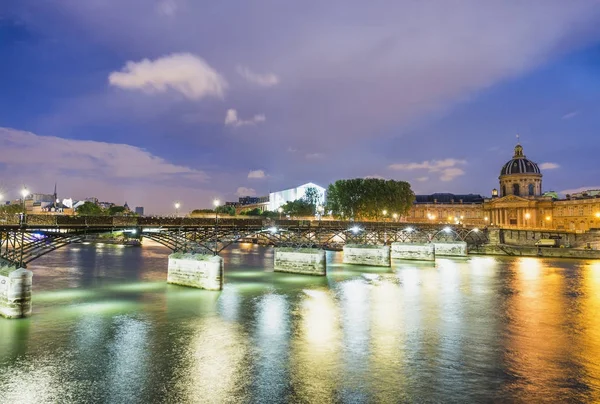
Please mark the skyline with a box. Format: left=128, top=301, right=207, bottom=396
left=2, top=1, right=600, bottom=214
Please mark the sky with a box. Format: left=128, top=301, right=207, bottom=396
left=2, top=1, right=600, bottom=214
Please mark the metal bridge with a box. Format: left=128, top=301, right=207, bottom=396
left=0, top=214, right=489, bottom=268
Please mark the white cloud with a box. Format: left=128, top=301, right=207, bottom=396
left=109, top=53, right=227, bottom=100
left=562, top=111, right=580, bottom=120
left=305, top=153, right=324, bottom=160
left=416, top=176, right=429, bottom=182
left=539, top=162, right=560, bottom=170
left=224, top=109, right=266, bottom=127
left=156, top=0, right=177, bottom=16
left=248, top=170, right=266, bottom=179
left=389, top=158, right=466, bottom=182
left=236, top=187, right=257, bottom=197
left=0, top=127, right=209, bottom=182
left=236, top=65, right=280, bottom=87
left=0, top=127, right=216, bottom=214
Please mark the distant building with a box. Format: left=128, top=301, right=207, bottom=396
left=239, top=196, right=269, bottom=205
left=85, top=197, right=99, bottom=204
left=135, top=206, right=144, bottom=216
left=98, top=201, right=114, bottom=209
left=268, top=182, right=326, bottom=211
left=31, top=193, right=55, bottom=203
left=569, top=189, right=600, bottom=199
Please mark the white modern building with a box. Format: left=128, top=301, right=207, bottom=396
left=268, top=182, right=326, bottom=211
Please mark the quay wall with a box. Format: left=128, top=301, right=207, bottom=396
left=433, top=242, right=468, bottom=257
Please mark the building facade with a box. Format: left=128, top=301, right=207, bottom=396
left=268, top=182, right=326, bottom=212
left=404, top=143, right=600, bottom=232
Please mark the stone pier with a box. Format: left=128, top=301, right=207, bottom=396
left=167, top=253, right=223, bottom=291
left=0, top=262, right=33, bottom=319
left=343, top=245, right=391, bottom=267
left=274, top=248, right=326, bottom=276
left=391, top=242, right=435, bottom=261
left=433, top=241, right=468, bottom=257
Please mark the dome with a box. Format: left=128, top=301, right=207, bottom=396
left=500, top=144, right=541, bottom=176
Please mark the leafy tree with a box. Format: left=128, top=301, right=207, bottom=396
left=191, top=209, right=215, bottom=214
left=240, top=207, right=263, bottom=216
left=76, top=201, right=104, bottom=216
left=280, top=199, right=314, bottom=217
left=326, top=178, right=414, bottom=220
left=302, top=186, right=321, bottom=211
left=107, top=205, right=127, bottom=216
left=0, top=204, right=24, bottom=215
left=215, top=205, right=236, bottom=216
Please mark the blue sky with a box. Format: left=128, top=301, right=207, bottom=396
left=2, top=1, right=600, bottom=214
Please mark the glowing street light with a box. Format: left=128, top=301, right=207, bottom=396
left=174, top=201, right=181, bottom=217
left=524, top=212, right=531, bottom=227
left=213, top=199, right=220, bottom=221
left=278, top=207, right=283, bottom=220
left=596, top=212, right=600, bottom=219
left=443, top=226, right=452, bottom=233
left=393, top=213, right=398, bottom=222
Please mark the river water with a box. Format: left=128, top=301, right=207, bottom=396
left=0, top=241, right=599, bottom=403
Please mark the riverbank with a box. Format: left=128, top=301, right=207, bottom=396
left=471, top=244, right=600, bottom=259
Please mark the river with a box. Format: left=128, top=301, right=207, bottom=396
left=0, top=241, right=599, bottom=403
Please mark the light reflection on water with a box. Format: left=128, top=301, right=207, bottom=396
left=0, top=243, right=598, bottom=402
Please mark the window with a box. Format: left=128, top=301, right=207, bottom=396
left=528, top=184, right=534, bottom=196
left=513, top=184, right=520, bottom=196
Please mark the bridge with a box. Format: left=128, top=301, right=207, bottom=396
left=0, top=214, right=488, bottom=268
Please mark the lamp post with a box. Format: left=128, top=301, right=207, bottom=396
left=174, top=201, right=180, bottom=218
left=278, top=207, right=283, bottom=220
left=393, top=213, right=398, bottom=222
left=19, top=187, right=29, bottom=268
left=524, top=212, right=531, bottom=228
left=382, top=209, right=387, bottom=222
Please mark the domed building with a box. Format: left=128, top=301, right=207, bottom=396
left=498, top=143, right=542, bottom=197
left=405, top=140, right=600, bottom=232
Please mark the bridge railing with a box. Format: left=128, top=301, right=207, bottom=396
left=0, top=214, right=21, bottom=225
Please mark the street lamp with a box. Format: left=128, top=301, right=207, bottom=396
left=393, top=213, right=398, bottom=222
left=278, top=207, right=283, bottom=220
left=382, top=209, right=387, bottom=222
left=174, top=201, right=180, bottom=217
left=21, top=187, right=29, bottom=215
left=524, top=212, right=531, bottom=227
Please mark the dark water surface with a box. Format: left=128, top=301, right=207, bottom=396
left=0, top=242, right=599, bottom=403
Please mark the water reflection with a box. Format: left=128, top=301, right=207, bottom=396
left=0, top=245, right=598, bottom=402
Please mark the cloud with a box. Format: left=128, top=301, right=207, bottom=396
left=562, top=111, right=580, bottom=120
left=389, top=158, right=467, bottom=182
left=416, top=177, right=429, bottom=182
left=305, top=153, right=324, bottom=160
left=0, top=127, right=215, bottom=213
left=156, top=0, right=177, bottom=16
left=364, top=175, right=386, bottom=179
left=236, top=65, right=280, bottom=87
left=235, top=187, right=257, bottom=197
left=248, top=170, right=266, bottom=179
left=224, top=109, right=266, bottom=127
left=109, top=53, right=227, bottom=100
left=539, top=162, right=560, bottom=170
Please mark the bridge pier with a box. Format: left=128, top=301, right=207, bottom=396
left=343, top=244, right=391, bottom=267
left=432, top=241, right=468, bottom=257
left=0, top=262, right=33, bottom=319
left=273, top=248, right=326, bottom=275
left=167, top=253, right=223, bottom=291
left=391, top=242, right=435, bottom=261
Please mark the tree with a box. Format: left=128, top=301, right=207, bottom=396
left=280, top=199, right=314, bottom=217
left=76, top=202, right=104, bottom=216
left=326, top=178, right=414, bottom=220
left=0, top=204, right=24, bottom=215
left=107, top=205, right=127, bottom=216
left=302, top=186, right=321, bottom=210
left=240, top=207, right=263, bottom=216
left=215, top=205, right=236, bottom=216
